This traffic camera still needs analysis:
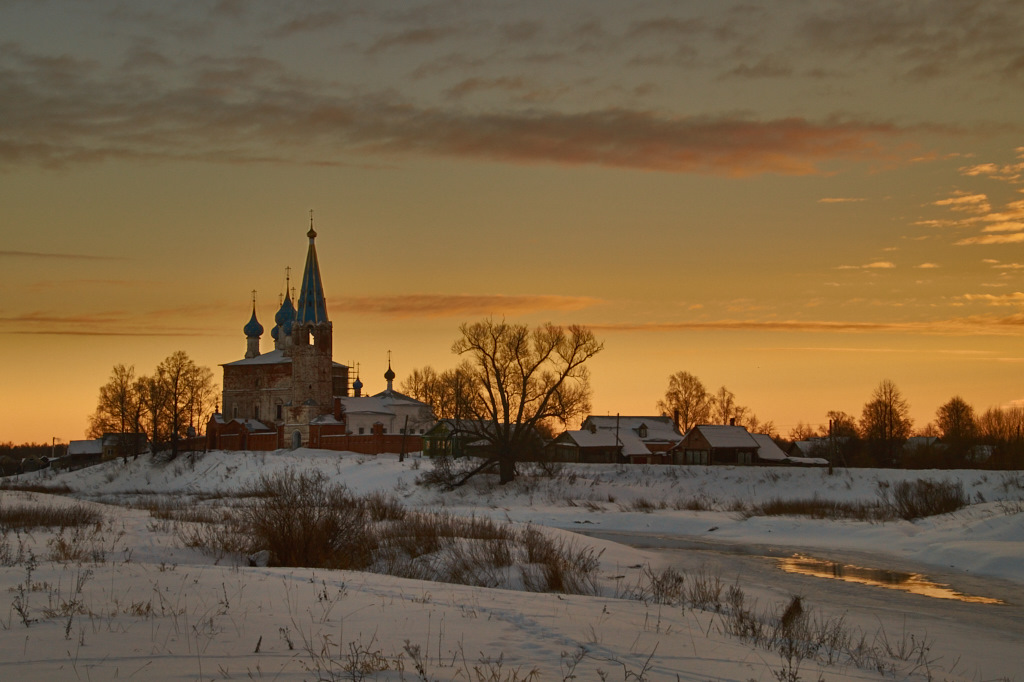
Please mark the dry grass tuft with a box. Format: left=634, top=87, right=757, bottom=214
left=0, top=502, right=104, bottom=530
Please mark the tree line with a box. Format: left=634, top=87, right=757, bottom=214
left=781, top=380, right=1023, bottom=469
left=82, top=322, right=1022, bottom=479
left=89, top=351, right=217, bottom=459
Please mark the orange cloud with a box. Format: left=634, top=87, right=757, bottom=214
left=933, top=191, right=991, bottom=214
left=956, top=233, right=1024, bottom=245
left=329, top=294, right=601, bottom=318
left=961, top=292, right=1024, bottom=306
left=837, top=261, right=895, bottom=270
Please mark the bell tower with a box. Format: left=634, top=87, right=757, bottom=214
left=288, top=212, right=334, bottom=414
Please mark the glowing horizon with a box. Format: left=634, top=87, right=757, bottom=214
left=2, top=2, right=1024, bottom=444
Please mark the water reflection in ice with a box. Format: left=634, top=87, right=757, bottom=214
left=776, top=555, right=1004, bottom=604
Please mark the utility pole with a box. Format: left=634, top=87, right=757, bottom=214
left=828, top=419, right=834, bottom=476
left=400, top=415, right=409, bottom=462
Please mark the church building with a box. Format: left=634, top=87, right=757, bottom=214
left=207, top=218, right=434, bottom=453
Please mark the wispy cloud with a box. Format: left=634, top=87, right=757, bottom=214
left=592, top=313, right=1024, bottom=336
left=818, top=197, right=866, bottom=203
left=0, top=43, right=915, bottom=176
left=956, top=233, right=1024, bottom=246
left=933, top=191, right=991, bottom=213
left=798, top=2, right=1024, bottom=81
left=837, top=261, right=896, bottom=270
left=961, top=292, right=1024, bottom=306
left=26, top=278, right=137, bottom=292
left=922, top=150, right=1024, bottom=246
left=366, top=27, right=460, bottom=55
left=0, top=250, right=124, bottom=261
left=329, top=294, right=601, bottom=318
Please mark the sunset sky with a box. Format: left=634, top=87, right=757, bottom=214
left=3, top=1, right=1024, bottom=445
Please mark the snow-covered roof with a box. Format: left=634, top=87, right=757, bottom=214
left=583, top=415, right=682, bottom=443
left=616, top=431, right=651, bottom=456
left=223, top=348, right=291, bottom=366
left=338, top=396, right=395, bottom=416
left=559, top=430, right=620, bottom=448
left=337, top=392, right=434, bottom=419
left=310, top=414, right=343, bottom=425
left=751, top=433, right=788, bottom=461
left=786, top=455, right=829, bottom=466
left=222, top=348, right=347, bottom=368
left=68, top=439, right=103, bottom=455
left=557, top=428, right=651, bottom=456
left=690, top=424, right=759, bottom=448
left=368, top=389, right=428, bottom=406
left=237, top=418, right=274, bottom=432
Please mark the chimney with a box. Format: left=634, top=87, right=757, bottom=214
left=729, top=417, right=736, bottom=426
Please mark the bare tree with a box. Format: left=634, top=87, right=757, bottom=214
left=401, top=363, right=476, bottom=420
left=710, top=385, right=740, bottom=425
left=449, top=319, right=603, bottom=484
left=788, top=422, right=817, bottom=441
left=183, top=363, right=218, bottom=440
left=158, top=351, right=216, bottom=458
left=819, top=410, right=858, bottom=438
left=135, top=373, right=168, bottom=451
left=87, top=364, right=138, bottom=438
left=859, top=380, right=913, bottom=466
left=656, top=371, right=711, bottom=433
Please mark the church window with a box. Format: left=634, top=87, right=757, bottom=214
left=254, top=405, right=260, bottom=420
left=638, top=425, right=648, bottom=438
left=358, top=427, right=364, bottom=435
left=276, top=404, right=283, bottom=420
left=232, top=405, right=238, bottom=418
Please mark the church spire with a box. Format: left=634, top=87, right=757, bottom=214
left=295, top=210, right=329, bottom=325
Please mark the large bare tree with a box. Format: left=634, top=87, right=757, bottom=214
left=656, top=371, right=711, bottom=433
left=449, top=319, right=603, bottom=484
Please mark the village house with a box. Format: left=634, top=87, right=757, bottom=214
left=547, top=415, right=684, bottom=464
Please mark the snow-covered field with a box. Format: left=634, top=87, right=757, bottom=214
left=1, top=450, right=1022, bottom=681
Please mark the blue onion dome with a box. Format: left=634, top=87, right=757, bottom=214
left=243, top=306, right=264, bottom=338
left=275, top=294, right=296, bottom=334
left=384, top=362, right=396, bottom=382
left=353, top=376, right=363, bottom=391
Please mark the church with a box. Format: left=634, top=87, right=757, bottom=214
left=206, top=218, right=435, bottom=454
